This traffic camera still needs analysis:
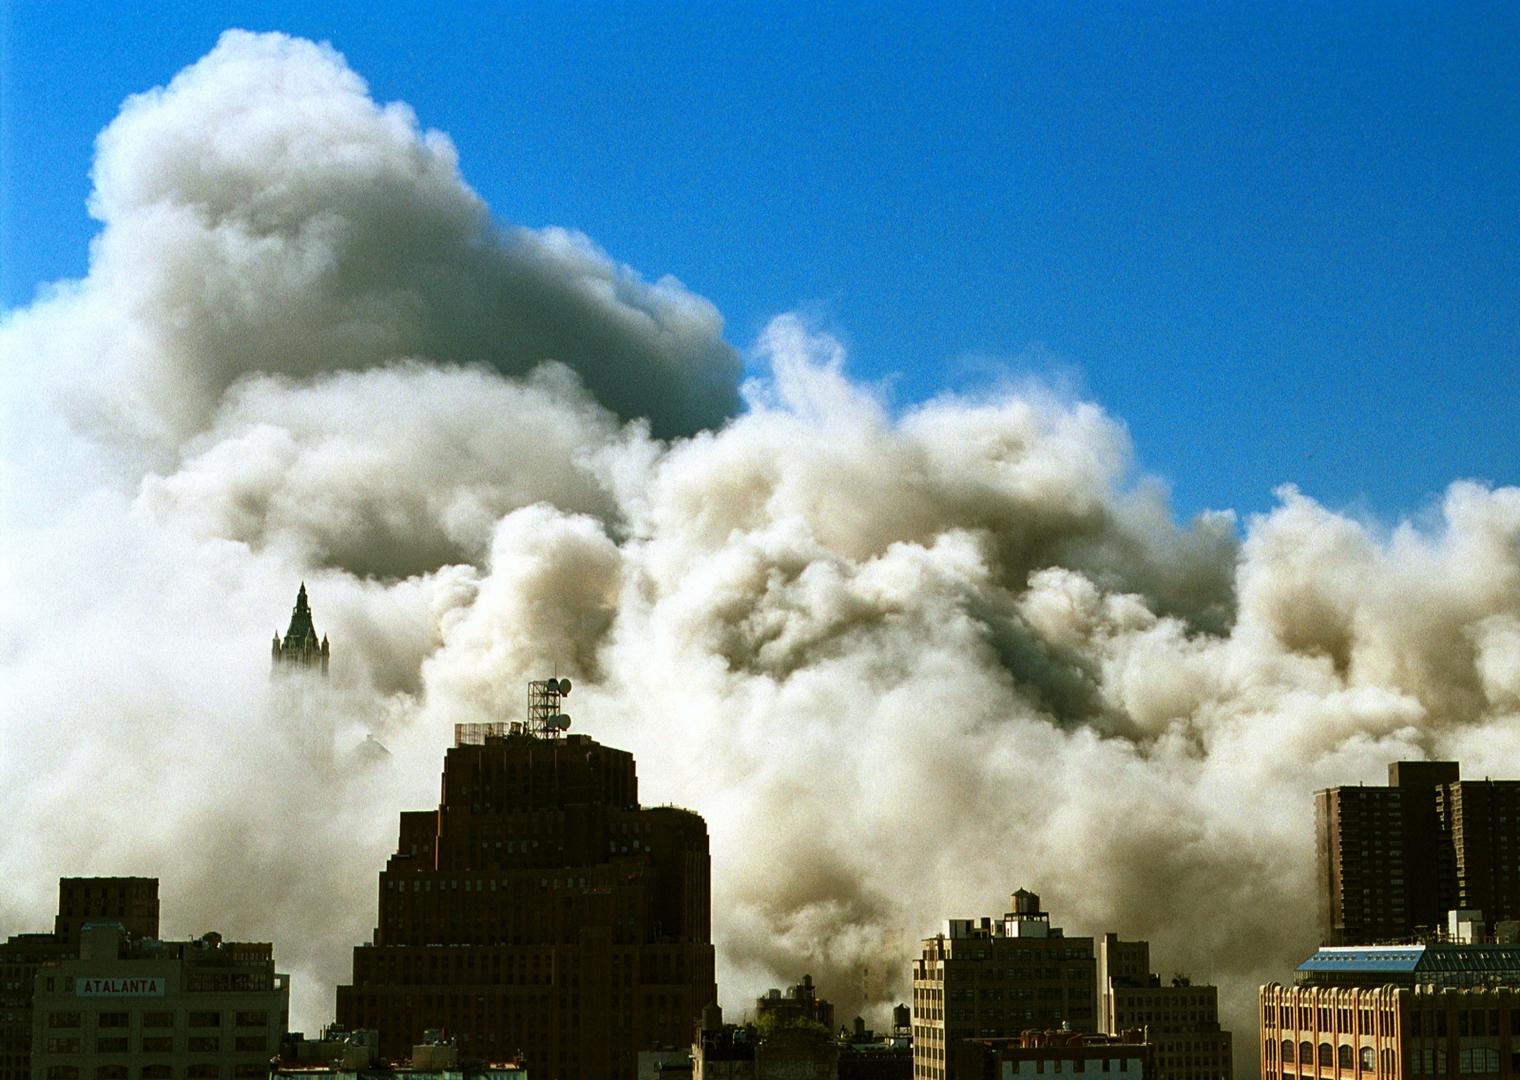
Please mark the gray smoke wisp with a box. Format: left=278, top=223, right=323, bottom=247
left=4, top=30, right=1520, bottom=1068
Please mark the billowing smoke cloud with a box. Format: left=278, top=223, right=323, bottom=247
left=4, top=30, right=1519, bottom=1071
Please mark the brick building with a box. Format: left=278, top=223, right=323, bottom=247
left=1316, top=761, right=1520, bottom=945
left=0, top=878, right=159, bottom=1080
left=1260, top=941, right=1520, bottom=1080
left=337, top=679, right=716, bottom=1080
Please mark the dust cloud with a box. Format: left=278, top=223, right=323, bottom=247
left=4, top=30, right=1518, bottom=1067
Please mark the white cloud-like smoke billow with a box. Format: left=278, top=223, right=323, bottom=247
left=3, top=30, right=1519, bottom=1072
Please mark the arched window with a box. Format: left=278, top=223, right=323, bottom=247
left=94, top=1068, right=128, bottom=1080
left=1321, top=1044, right=1335, bottom=1067
left=1284, top=1041, right=1296, bottom=1063
left=141, top=1068, right=171, bottom=1080
left=1361, top=1047, right=1376, bottom=1072
left=1340, top=1045, right=1355, bottom=1070
left=1303, top=1042, right=1315, bottom=1067
left=1435, top=1049, right=1447, bottom=1074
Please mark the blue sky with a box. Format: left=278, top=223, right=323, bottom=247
left=3, top=1, right=1516, bottom=520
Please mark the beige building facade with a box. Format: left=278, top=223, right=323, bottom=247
left=913, top=891, right=1096, bottom=1080
left=1262, top=942, right=1520, bottom=1080
left=1, top=878, right=159, bottom=1080
left=1097, top=934, right=1231, bottom=1080
left=29, top=924, right=288, bottom=1080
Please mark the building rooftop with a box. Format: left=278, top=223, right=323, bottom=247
left=1297, top=943, right=1520, bottom=985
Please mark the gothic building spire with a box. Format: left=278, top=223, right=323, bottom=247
left=272, top=583, right=329, bottom=676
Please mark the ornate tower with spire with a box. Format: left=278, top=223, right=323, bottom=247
left=271, top=583, right=330, bottom=675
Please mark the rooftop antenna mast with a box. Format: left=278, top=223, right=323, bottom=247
left=527, top=678, right=572, bottom=738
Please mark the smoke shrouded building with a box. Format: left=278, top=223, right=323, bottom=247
left=1316, top=762, right=1520, bottom=945
left=271, top=583, right=329, bottom=675
left=336, top=680, right=715, bottom=1079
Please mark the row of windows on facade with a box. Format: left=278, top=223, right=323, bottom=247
left=1266, top=1048, right=1516, bottom=1078
left=384, top=874, right=621, bottom=892
left=1267, top=1042, right=1393, bottom=1071
left=1268, top=1006, right=1520, bottom=1038
left=945, top=987, right=1088, bottom=1001
left=354, top=967, right=672, bottom=990
left=359, top=952, right=692, bottom=981
left=1113, top=1011, right=1215, bottom=1024
left=347, top=988, right=665, bottom=1012
left=1267, top=1006, right=1398, bottom=1034
left=44, top=1065, right=265, bottom=1079
left=45, top=1012, right=269, bottom=1029
left=42, top=1035, right=268, bottom=1053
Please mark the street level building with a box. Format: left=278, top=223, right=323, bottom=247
left=912, top=891, right=1096, bottom=1080
left=337, top=679, right=716, bottom=1080
left=756, top=975, right=835, bottom=1033
left=0, top=878, right=159, bottom=1080
left=1097, top=934, right=1231, bottom=1080
left=838, top=1009, right=912, bottom=1080
left=1260, top=940, right=1520, bottom=1080
left=951, top=1030, right=1154, bottom=1080
left=692, top=1005, right=755, bottom=1080
left=29, top=922, right=288, bottom=1080
left=1316, top=762, right=1520, bottom=945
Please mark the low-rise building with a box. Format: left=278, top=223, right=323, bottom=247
left=757, top=975, right=835, bottom=1033
left=837, top=1009, right=912, bottom=1080
left=692, top=1006, right=756, bottom=1080
left=952, top=1030, right=1153, bottom=1080
left=0, top=877, right=159, bottom=1080
left=1260, top=939, right=1520, bottom=1080
left=30, top=923, right=288, bottom=1080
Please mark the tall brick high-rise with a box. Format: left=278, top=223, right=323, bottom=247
left=336, top=680, right=715, bottom=1080
left=1316, top=760, right=1520, bottom=945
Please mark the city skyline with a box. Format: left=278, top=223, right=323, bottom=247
left=2, top=10, right=1519, bottom=1078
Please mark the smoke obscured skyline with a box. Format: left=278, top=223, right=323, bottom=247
left=3, top=30, right=1519, bottom=1070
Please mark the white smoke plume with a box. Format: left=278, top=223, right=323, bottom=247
left=4, top=30, right=1519, bottom=1071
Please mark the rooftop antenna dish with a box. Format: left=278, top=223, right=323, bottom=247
left=527, top=677, right=572, bottom=738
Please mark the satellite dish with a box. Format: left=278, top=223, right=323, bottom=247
left=556, top=714, right=572, bottom=730
left=558, top=678, right=572, bottom=696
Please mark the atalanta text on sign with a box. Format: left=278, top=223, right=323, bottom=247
left=77, top=977, right=166, bottom=996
